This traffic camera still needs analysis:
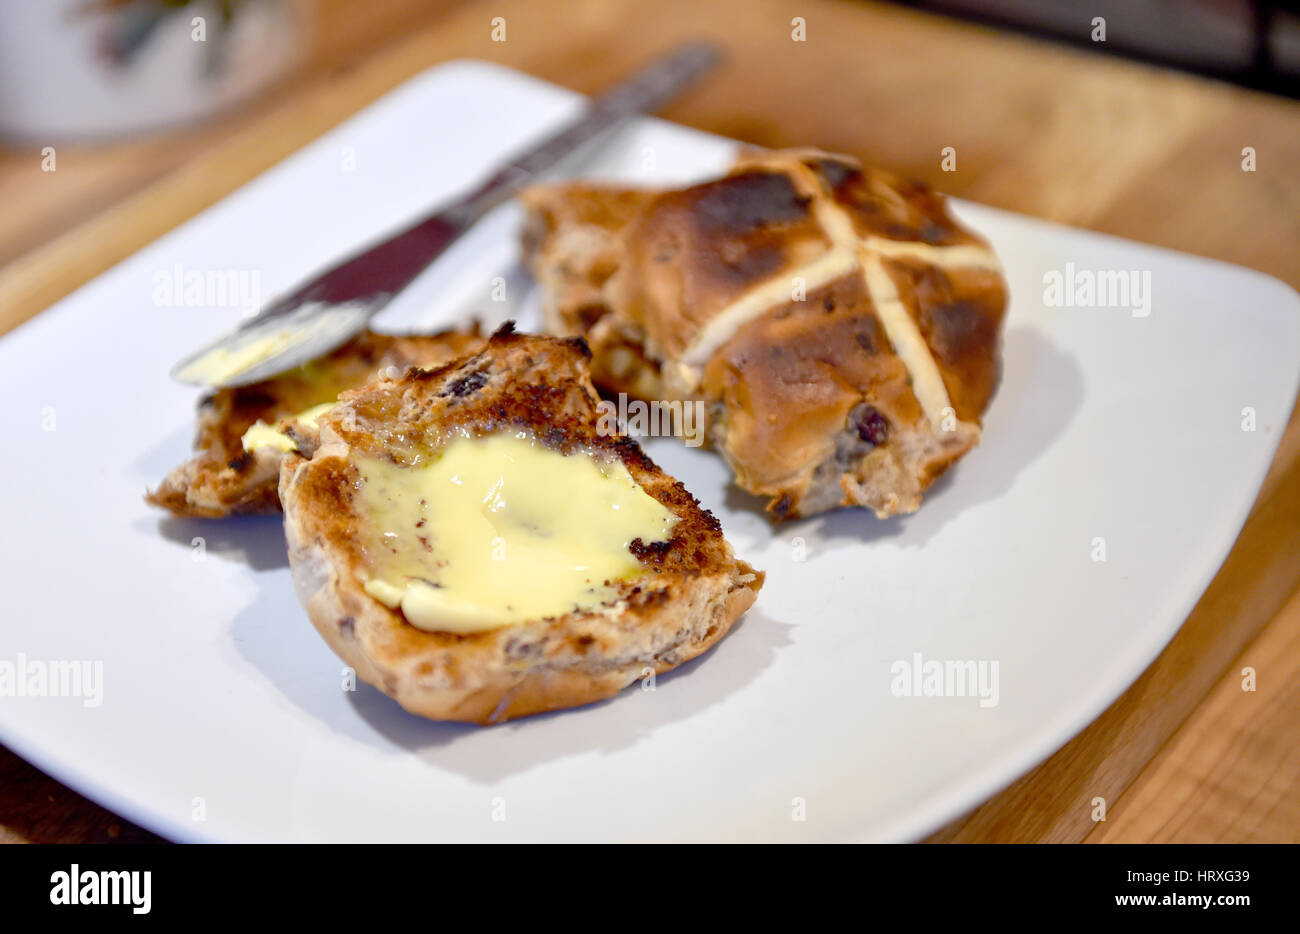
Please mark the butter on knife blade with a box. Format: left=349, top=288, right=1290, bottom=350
left=171, top=303, right=372, bottom=387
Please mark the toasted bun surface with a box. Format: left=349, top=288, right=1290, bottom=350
left=147, top=327, right=483, bottom=517
left=279, top=325, right=763, bottom=724
left=520, top=149, right=1008, bottom=519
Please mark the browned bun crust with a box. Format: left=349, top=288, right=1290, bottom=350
left=520, top=148, right=1008, bottom=520
left=147, top=327, right=483, bottom=517
left=279, top=325, right=763, bottom=724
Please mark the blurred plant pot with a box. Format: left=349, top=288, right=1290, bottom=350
left=0, top=0, right=308, bottom=144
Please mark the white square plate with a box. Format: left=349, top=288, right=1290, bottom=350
left=1, top=62, right=1296, bottom=842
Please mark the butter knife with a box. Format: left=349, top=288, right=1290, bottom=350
left=171, top=42, right=721, bottom=388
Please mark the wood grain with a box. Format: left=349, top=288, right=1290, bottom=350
left=1, top=0, right=1297, bottom=843
left=1087, top=586, right=1300, bottom=843
left=0, top=747, right=162, bottom=844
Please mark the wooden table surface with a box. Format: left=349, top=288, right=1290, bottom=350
left=1, top=0, right=1297, bottom=844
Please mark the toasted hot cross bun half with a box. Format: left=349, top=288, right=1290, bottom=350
left=147, top=327, right=483, bottom=517
left=520, top=149, right=1008, bottom=519
left=278, top=325, right=763, bottom=724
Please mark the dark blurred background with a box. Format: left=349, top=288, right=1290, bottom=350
left=901, top=0, right=1300, bottom=97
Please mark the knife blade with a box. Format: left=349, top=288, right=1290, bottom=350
left=171, top=41, right=721, bottom=388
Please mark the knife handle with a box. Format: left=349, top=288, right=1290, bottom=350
left=441, top=41, right=722, bottom=227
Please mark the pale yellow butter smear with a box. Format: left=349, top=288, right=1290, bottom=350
left=177, top=329, right=300, bottom=385
left=241, top=402, right=335, bottom=453
left=356, top=432, right=678, bottom=634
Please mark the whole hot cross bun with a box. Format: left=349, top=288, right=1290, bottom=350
left=521, top=148, right=1008, bottom=520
